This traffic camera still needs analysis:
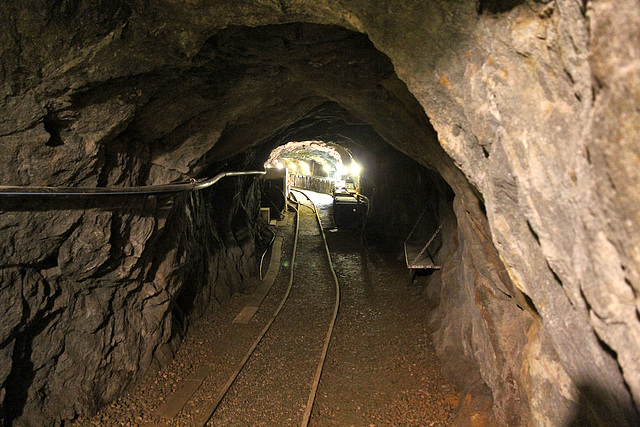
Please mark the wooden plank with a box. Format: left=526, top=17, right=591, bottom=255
left=155, top=379, right=204, bottom=418
left=154, top=364, right=214, bottom=418
left=232, top=306, right=260, bottom=324
left=156, top=364, right=213, bottom=418
left=154, top=327, right=244, bottom=421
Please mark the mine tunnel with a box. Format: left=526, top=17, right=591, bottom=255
left=1, top=1, right=639, bottom=426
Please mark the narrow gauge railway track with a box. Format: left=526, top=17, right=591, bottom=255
left=291, top=189, right=341, bottom=426
left=152, top=189, right=340, bottom=426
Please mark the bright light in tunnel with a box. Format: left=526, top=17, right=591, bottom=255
left=299, top=161, right=311, bottom=175
left=350, top=162, right=361, bottom=176
left=265, top=140, right=358, bottom=180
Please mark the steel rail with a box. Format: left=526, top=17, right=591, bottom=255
left=199, top=190, right=340, bottom=426
left=0, top=170, right=266, bottom=197
left=199, top=197, right=302, bottom=426
left=292, top=189, right=341, bottom=427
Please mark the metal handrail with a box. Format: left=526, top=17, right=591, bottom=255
left=0, top=170, right=266, bottom=197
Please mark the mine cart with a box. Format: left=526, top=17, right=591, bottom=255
left=332, top=188, right=367, bottom=229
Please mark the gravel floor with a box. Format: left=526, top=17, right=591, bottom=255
left=209, top=196, right=336, bottom=426
left=73, top=190, right=458, bottom=426
left=307, top=191, right=458, bottom=426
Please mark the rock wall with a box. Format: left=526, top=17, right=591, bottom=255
left=405, top=1, right=640, bottom=424
left=0, top=0, right=639, bottom=425
left=0, top=176, right=262, bottom=425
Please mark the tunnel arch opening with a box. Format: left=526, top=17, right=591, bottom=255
left=265, top=140, right=355, bottom=180
left=256, top=129, right=456, bottom=253
left=5, top=2, right=634, bottom=424
left=2, top=20, right=483, bottom=425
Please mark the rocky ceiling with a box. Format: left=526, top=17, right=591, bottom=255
left=1, top=0, right=639, bottom=425
left=266, top=141, right=346, bottom=171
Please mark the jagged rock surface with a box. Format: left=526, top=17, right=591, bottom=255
left=0, top=0, right=638, bottom=425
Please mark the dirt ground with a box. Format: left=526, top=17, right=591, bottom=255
left=73, top=190, right=458, bottom=426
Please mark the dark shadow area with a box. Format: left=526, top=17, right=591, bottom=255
left=0, top=194, right=175, bottom=213
left=166, top=173, right=262, bottom=340
left=477, top=0, right=526, bottom=14
left=408, top=268, right=438, bottom=287
left=3, top=331, right=36, bottom=427
left=2, top=300, right=62, bottom=426
left=566, top=383, right=640, bottom=427
left=362, top=153, right=450, bottom=255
